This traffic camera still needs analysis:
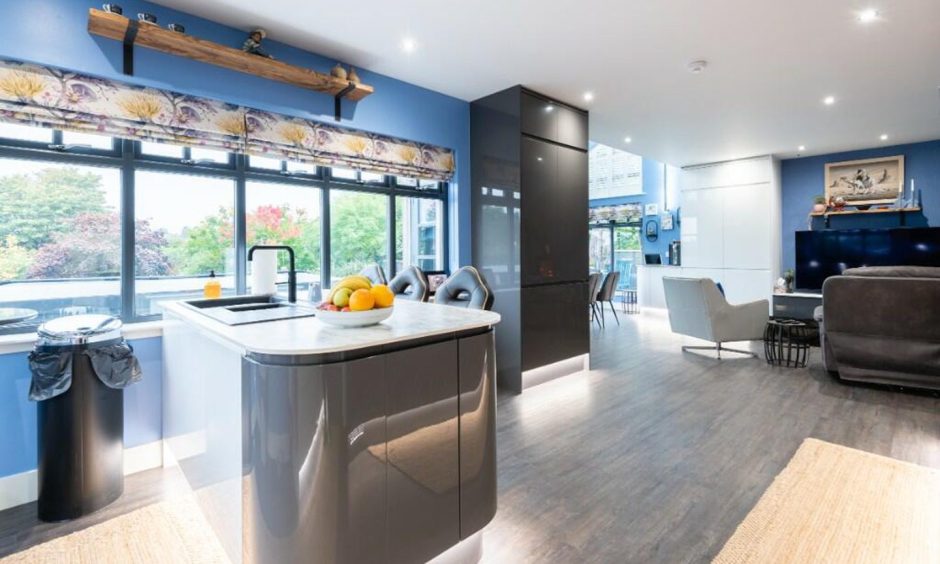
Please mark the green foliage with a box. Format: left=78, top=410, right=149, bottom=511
left=166, top=206, right=234, bottom=276
left=0, top=167, right=107, bottom=250
left=330, top=192, right=387, bottom=277
left=0, top=235, right=33, bottom=279
left=247, top=204, right=320, bottom=273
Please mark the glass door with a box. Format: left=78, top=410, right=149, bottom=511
left=589, top=226, right=612, bottom=274
left=613, top=226, right=641, bottom=290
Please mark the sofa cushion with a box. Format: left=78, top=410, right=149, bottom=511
left=842, top=266, right=940, bottom=279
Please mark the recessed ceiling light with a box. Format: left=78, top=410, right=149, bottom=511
left=798, top=145, right=806, bottom=151
left=624, top=137, right=632, bottom=143
left=858, top=9, right=879, bottom=23
left=880, top=133, right=889, bottom=141
left=823, top=95, right=836, bottom=106
left=687, top=60, right=708, bottom=74
left=401, top=37, right=417, bottom=53
left=583, top=92, right=594, bottom=102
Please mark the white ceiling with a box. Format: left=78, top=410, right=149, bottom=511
left=152, top=0, right=940, bottom=166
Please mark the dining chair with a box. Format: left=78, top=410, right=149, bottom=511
left=596, top=271, right=621, bottom=328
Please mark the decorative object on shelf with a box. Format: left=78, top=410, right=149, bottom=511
left=137, top=12, right=157, bottom=25
left=774, top=277, right=788, bottom=294
left=0, top=57, right=448, bottom=180
left=661, top=212, right=674, bottom=231
left=330, top=64, right=347, bottom=80
left=812, top=195, right=827, bottom=213
left=347, top=67, right=361, bottom=84
left=830, top=195, right=847, bottom=210
left=645, top=218, right=659, bottom=242
left=242, top=28, right=274, bottom=59
left=645, top=203, right=659, bottom=216
left=783, top=269, right=795, bottom=293
left=825, top=155, right=904, bottom=207
left=102, top=3, right=122, bottom=15
left=167, top=23, right=185, bottom=33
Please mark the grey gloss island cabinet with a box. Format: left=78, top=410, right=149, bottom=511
left=471, top=86, right=590, bottom=392
left=161, top=300, right=499, bottom=564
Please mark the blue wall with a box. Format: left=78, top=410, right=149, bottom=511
left=0, top=0, right=474, bottom=480
left=0, top=337, right=162, bottom=478
left=590, top=157, right=682, bottom=261
left=0, top=0, right=471, bottom=268
left=780, top=139, right=939, bottom=270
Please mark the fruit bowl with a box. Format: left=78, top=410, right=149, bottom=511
left=315, top=306, right=393, bottom=328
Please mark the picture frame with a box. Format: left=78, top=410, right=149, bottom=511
left=644, top=203, right=659, bottom=216
left=824, top=155, right=904, bottom=206
left=661, top=213, right=674, bottom=231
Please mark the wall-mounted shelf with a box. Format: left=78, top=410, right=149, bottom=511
left=810, top=207, right=921, bottom=227
left=87, top=9, right=373, bottom=120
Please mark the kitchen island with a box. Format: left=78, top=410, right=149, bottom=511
left=161, top=299, right=500, bottom=564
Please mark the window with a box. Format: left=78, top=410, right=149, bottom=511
left=0, top=159, right=122, bottom=324
left=248, top=155, right=283, bottom=171
left=62, top=131, right=114, bottom=151
left=140, top=141, right=184, bottom=159
left=0, top=123, right=52, bottom=143
left=330, top=190, right=388, bottom=283
left=0, top=123, right=448, bottom=332
left=396, top=197, right=443, bottom=272
left=246, top=181, right=321, bottom=297
left=134, top=171, right=236, bottom=315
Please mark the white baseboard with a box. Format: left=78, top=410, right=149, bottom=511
left=0, top=440, right=164, bottom=512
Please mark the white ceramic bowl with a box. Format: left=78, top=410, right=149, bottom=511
left=315, top=306, right=394, bottom=328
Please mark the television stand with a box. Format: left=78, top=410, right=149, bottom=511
left=772, top=292, right=822, bottom=321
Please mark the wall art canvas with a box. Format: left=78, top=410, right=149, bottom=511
left=824, top=155, right=904, bottom=206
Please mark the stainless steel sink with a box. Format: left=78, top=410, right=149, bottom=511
left=181, top=295, right=317, bottom=326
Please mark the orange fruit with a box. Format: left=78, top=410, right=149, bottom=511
left=348, top=288, right=375, bottom=311
left=370, top=284, right=395, bottom=308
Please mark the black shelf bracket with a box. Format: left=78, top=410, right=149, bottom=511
left=334, top=82, right=356, bottom=121
left=122, top=20, right=140, bottom=75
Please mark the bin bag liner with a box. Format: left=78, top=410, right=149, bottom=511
left=28, top=341, right=142, bottom=401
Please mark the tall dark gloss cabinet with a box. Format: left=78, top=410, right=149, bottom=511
left=471, top=86, right=589, bottom=392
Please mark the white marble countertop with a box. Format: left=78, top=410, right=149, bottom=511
left=161, top=299, right=500, bottom=356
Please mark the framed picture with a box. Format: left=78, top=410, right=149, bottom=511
left=824, top=155, right=904, bottom=206
left=644, top=203, right=659, bottom=216
left=661, top=213, right=674, bottom=231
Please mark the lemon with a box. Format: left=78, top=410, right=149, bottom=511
left=370, top=285, right=395, bottom=308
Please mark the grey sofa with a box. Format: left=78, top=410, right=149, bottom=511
left=819, top=266, right=940, bottom=391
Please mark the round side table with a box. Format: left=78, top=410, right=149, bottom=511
left=763, top=319, right=811, bottom=368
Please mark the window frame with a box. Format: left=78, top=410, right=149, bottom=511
left=0, top=129, right=449, bottom=333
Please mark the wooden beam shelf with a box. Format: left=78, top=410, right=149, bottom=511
left=87, top=9, right=373, bottom=119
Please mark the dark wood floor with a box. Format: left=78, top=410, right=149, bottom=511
left=1, top=311, right=937, bottom=563
left=479, top=311, right=940, bottom=563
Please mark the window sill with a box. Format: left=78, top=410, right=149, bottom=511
left=0, top=320, right=164, bottom=355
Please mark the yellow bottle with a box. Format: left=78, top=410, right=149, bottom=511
left=204, top=270, right=222, bottom=299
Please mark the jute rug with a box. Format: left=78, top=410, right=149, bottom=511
left=0, top=495, right=230, bottom=564
left=714, top=438, right=940, bottom=564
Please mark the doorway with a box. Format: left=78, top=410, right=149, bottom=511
left=590, top=224, right=641, bottom=291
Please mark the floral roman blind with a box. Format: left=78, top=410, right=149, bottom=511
left=0, top=59, right=455, bottom=181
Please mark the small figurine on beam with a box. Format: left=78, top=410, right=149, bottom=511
left=242, top=28, right=274, bottom=59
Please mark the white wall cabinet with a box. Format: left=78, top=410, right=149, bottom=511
left=635, top=156, right=780, bottom=311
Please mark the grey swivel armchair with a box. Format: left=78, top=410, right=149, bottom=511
left=359, top=263, right=388, bottom=286
left=389, top=266, right=430, bottom=302
left=663, top=277, right=768, bottom=359
left=434, top=266, right=494, bottom=310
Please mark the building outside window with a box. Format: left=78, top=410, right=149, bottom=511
left=396, top=197, right=443, bottom=272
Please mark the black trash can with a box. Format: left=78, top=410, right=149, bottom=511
left=28, top=315, right=142, bottom=522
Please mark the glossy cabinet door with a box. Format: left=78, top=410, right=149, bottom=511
left=556, top=105, right=588, bottom=150
left=521, top=138, right=589, bottom=286
left=458, top=332, right=498, bottom=537
left=521, top=91, right=556, bottom=141
left=386, top=340, right=460, bottom=564
left=242, top=354, right=388, bottom=564
left=521, top=282, right=590, bottom=370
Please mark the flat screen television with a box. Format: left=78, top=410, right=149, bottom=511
left=795, top=227, right=940, bottom=291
